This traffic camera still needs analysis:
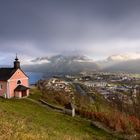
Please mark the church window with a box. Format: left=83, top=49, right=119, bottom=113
left=17, top=80, right=21, bottom=85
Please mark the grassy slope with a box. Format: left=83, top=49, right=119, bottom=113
left=0, top=88, right=122, bottom=140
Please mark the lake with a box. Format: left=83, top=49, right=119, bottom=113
left=25, top=72, right=44, bottom=85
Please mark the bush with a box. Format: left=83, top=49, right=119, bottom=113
left=77, top=109, right=140, bottom=134
left=128, top=116, right=140, bottom=133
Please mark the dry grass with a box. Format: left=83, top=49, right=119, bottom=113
left=0, top=91, right=122, bottom=140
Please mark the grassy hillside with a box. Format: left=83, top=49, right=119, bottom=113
left=0, top=90, right=123, bottom=140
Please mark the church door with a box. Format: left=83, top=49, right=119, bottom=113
left=22, top=90, right=27, bottom=97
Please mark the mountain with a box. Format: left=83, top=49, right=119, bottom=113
left=103, top=59, right=140, bottom=73
left=31, top=57, right=50, bottom=64
left=23, top=55, right=99, bottom=75
left=23, top=53, right=140, bottom=74
left=107, top=53, right=140, bottom=61
left=101, top=53, right=140, bottom=73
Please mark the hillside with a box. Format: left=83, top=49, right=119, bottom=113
left=0, top=89, right=122, bottom=140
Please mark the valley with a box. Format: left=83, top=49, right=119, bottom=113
left=36, top=71, right=140, bottom=138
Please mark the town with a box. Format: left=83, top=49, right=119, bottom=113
left=39, top=72, right=140, bottom=99
left=37, top=71, right=140, bottom=118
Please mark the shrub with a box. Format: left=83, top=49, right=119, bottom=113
left=128, top=116, right=140, bottom=133
left=77, top=109, right=140, bottom=134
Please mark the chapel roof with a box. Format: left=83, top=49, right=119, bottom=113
left=14, top=85, right=30, bottom=91
left=0, top=68, right=17, bottom=81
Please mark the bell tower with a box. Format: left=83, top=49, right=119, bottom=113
left=14, top=54, right=20, bottom=69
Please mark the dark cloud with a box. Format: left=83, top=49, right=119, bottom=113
left=0, top=0, right=140, bottom=60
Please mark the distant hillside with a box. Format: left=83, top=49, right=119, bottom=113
left=103, top=59, right=140, bottom=73
left=95, top=53, right=140, bottom=73
left=23, top=53, right=140, bottom=74
left=23, top=55, right=100, bottom=75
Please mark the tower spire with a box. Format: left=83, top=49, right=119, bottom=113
left=14, top=54, right=20, bottom=69
left=15, top=53, right=18, bottom=61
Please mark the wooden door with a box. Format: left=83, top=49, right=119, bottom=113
left=22, top=90, right=27, bottom=97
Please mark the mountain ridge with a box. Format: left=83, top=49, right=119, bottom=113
left=23, top=53, right=140, bottom=74
left=23, top=55, right=99, bottom=75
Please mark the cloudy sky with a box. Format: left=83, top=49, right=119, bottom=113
left=1, top=0, right=140, bottom=64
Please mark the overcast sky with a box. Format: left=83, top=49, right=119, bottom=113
left=1, top=0, right=140, bottom=64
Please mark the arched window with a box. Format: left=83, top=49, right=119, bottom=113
left=17, top=80, right=21, bottom=85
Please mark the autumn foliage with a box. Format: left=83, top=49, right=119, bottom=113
left=76, top=109, right=140, bottom=134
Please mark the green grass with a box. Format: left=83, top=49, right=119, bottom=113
left=29, top=87, right=64, bottom=109
left=0, top=88, right=124, bottom=140
left=29, top=86, right=42, bottom=100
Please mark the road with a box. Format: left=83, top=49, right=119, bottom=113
left=74, top=83, right=87, bottom=96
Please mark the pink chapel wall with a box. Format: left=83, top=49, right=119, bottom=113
left=0, top=81, right=7, bottom=97
left=8, top=69, right=29, bottom=98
